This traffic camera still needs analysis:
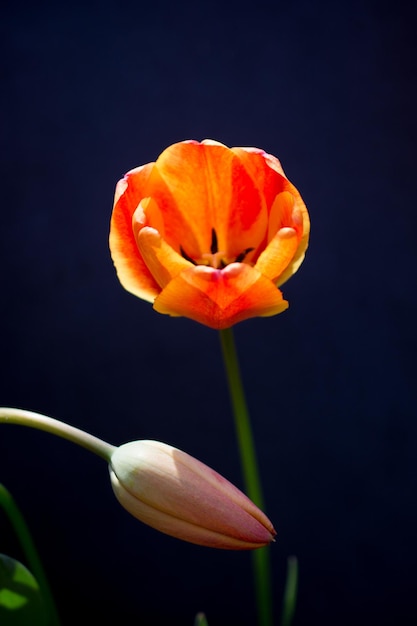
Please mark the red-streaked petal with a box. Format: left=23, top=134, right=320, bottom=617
left=110, top=163, right=160, bottom=301
left=153, top=263, right=288, bottom=329
left=136, top=227, right=193, bottom=289
left=231, top=146, right=287, bottom=210
left=147, top=141, right=268, bottom=260
left=231, top=147, right=310, bottom=279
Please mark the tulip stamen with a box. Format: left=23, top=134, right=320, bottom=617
left=180, top=240, right=255, bottom=270
left=200, top=228, right=226, bottom=268
left=210, top=228, right=218, bottom=254
left=180, top=228, right=254, bottom=269
left=180, top=245, right=197, bottom=265
left=234, top=247, right=254, bottom=263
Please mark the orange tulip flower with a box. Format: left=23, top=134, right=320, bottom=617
left=110, top=140, right=309, bottom=329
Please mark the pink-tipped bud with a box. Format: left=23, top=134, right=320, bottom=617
left=109, top=440, right=276, bottom=549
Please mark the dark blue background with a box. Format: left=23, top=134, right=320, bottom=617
left=1, top=1, right=417, bottom=624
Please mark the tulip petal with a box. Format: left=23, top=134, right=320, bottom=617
left=267, top=191, right=296, bottom=242
left=232, top=147, right=310, bottom=282
left=255, top=227, right=300, bottom=284
left=136, top=226, right=192, bottom=289
left=231, top=146, right=288, bottom=210
left=254, top=190, right=303, bottom=283
left=148, top=141, right=268, bottom=261
left=110, top=163, right=160, bottom=301
left=154, top=263, right=288, bottom=329
left=132, top=196, right=166, bottom=238
left=276, top=202, right=310, bottom=287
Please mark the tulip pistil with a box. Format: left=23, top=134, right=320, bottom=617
left=179, top=245, right=197, bottom=266
left=234, top=247, right=255, bottom=263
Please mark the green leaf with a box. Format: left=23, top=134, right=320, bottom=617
left=194, top=612, right=209, bottom=626
left=281, top=556, right=298, bottom=626
left=0, top=554, right=48, bottom=626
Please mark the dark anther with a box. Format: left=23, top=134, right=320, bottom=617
left=235, top=247, right=254, bottom=263
left=210, top=228, right=218, bottom=254
left=180, top=245, right=197, bottom=265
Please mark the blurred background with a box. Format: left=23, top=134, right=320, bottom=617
left=1, top=0, right=416, bottom=624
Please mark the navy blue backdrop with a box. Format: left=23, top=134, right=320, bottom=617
left=1, top=1, right=417, bottom=625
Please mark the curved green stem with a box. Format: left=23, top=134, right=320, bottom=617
left=0, top=408, right=116, bottom=623
left=0, top=482, right=61, bottom=626
left=219, top=328, right=272, bottom=626
left=0, top=408, right=115, bottom=461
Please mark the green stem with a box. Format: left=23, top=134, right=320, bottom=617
left=0, top=482, right=61, bottom=626
left=0, top=408, right=116, bottom=623
left=0, top=407, right=115, bottom=461
left=219, top=328, right=273, bottom=626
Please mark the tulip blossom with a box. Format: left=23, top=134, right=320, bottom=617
left=110, top=139, right=309, bottom=329
left=110, top=440, right=276, bottom=549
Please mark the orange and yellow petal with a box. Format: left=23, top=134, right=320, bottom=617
left=132, top=196, right=166, bottom=239
left=255, top=227, right=300, bottom=284
left=266, top=191, right=297, bottom=241
left=146, top=141, right=268, bottom=260
left=274, top=189, right=310, bottom=287
left=110, top=163, right=160, bottom=301
left=153, top=263, right=288, bottom=330
left=255, top=190, right=309, bottom=285
left=136, top=227, right=193, bottom=289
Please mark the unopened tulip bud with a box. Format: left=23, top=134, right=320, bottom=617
left=109, top=440, right=276, bottom=549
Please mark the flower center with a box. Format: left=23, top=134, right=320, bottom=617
left=180, top=228, right=254, bottom=269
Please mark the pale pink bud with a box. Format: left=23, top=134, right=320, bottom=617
left=109, top=440, right=276, bottom=549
